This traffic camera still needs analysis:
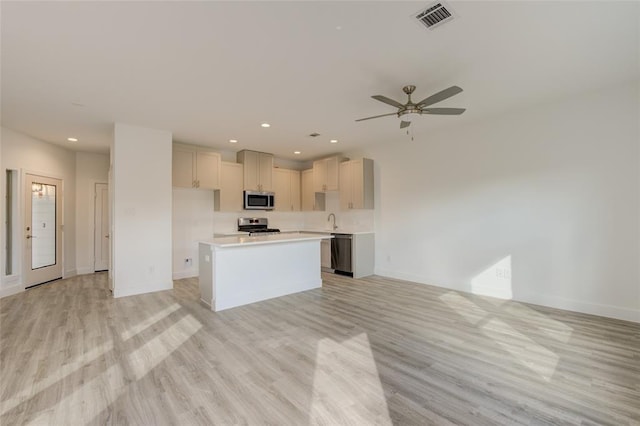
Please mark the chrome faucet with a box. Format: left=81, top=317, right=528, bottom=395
left=327, top=213, right=337, bottom=230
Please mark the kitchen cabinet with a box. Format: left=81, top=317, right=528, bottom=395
left=214, top=162, right=243, bottom=212
left=330, top=232, right=374, bottom=278
left=321, top=239, right=331, bottom=270
left=313, top=155, right=345, bottom=192
left=173, top=144, right=221, bottom=189
left=340, top=158, right=374, bottom=210
left=273, top=168, right=301, bottom=211
left=237, top=150, right=273, bottom=191
left=301, top=169, right=325, bottom=211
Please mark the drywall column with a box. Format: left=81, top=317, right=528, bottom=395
left=111, top=123, right=172, bottom=297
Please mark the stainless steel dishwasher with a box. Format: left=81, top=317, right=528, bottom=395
left=331, top=233, right=353, bottom=276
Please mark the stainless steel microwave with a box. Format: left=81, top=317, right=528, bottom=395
left=243, top=190, right=275, bottom=210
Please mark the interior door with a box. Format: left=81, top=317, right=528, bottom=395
left=24, top=174, right=63, bottom=287
left=94, top=182, right=109, bottom=271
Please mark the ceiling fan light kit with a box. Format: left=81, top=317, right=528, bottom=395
left=356, top=84, right=466, bottom=128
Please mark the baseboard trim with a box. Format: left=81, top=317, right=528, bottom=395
left=76, top=267, right=94, bottom=276
left=374, top=268, right=639, bottom=323
left=64, top=269, right=78, bottom=279
left=0, top=283, right=24, bottom=299
left=173, top=270, right=197, bottom=280
left=113, top=280, right=174, bottom=298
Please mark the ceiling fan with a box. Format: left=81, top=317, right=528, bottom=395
left=356, top=85, right=466, bottom=129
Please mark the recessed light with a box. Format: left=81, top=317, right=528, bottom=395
left=229, top=139, right=237, bottom=143
left=294, top=151, right=301, bottom=155
left=330, top=139, right=338, bottom=144
left=261, top=123, right=271, bottom=128
left=67, top=137, right=78, bottom=142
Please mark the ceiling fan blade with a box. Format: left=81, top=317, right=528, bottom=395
left=371, top=95, right=405, bottom=108
left=400, top=120, right=411, bottom=129
left=416, top=86, right=463, bottom=108
left=423, top=107, right=466, bottom=115
left=355, top=112, right=398, bottom=122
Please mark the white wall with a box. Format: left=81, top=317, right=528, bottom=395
left=361, top=81, right=639, bottom=322
left=0, top=127, right=77, bottom=296
left=75, top=152, right=110, bottom=274
left=111, top=123, right=173, bottom=297
left=172, top=188, right=214, bottom=279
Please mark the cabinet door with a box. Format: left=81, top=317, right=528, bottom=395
left=313, top=159, right=327, bottom=192
left=216, top=162, right=243, bottom=211
left=326, top=156, right=340, bottom=191
left=242, top=151, right=259, bottom=190
left=351, top=159, right=365, bottom=209
left=196, top=151, right=221, bottom=189
left=339, top=161, right=353, bottom=210
left=301, top=169, right=314, bottom=211
left=272, top=168, right=291, bottom=211
left=290, top=170, right=301, bottom=211
left=173, top=148, right=195, bottom=188
left=258, top=153, right=274, bottom=191
left=321, top=239, right=331, bottom=269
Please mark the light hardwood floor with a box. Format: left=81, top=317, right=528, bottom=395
left=1, top=272, right=638, bottom=425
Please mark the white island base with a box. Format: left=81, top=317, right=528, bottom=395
left=199, top=234, right=330, bottom=312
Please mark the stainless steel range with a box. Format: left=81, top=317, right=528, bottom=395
left=237, top=217, right=281, bottom=236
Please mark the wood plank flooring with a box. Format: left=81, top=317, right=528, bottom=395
left=1, top=272, right=638, bottom=425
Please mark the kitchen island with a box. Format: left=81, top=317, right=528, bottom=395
left=198, top=233, right=333, bottom=312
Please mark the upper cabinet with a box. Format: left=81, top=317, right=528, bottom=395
left=237, top=150, right=273, bottom=191
left=273, top=168, right=301, bottom=212
left=214, top=162, right=243, bottom=212
left=301, top=169, right=325, bottom=211
left=340, top=158, right=374, bottom=210
left=173, top=144, right=221, bottom=189
left=313, top=155, right=345, bottom=192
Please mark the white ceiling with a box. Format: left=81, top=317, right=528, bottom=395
left=2, top=1, right=638, bottom=161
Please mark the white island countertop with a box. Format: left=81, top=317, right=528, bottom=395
left=201, top=232, right=332, bottom=248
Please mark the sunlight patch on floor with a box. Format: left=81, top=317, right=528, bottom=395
left=503, top=303, right=573, bottom=342
left=471, top=255, right=512, bottom=301
left=26, top=362, right=126, bottom=425
left=481, top=318, right=559, bottom=381
left=309, top=333, right=392, bottom=425
left=439, top=292, right=489, bottom=325
left=121, top=303, right=182, bottom=341
left=1, top=340, right=114, bottom=416
left=128, top=313, right=202, bottom=380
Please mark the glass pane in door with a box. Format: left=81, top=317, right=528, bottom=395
left=31, top=182, right=56, bottom=269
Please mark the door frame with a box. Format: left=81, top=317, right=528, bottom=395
left=93, top=182, right=109, bottom=272
left=22, top=170, right=65, bottom=289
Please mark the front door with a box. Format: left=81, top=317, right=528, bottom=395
left=24, top=174, right=63, bottom=287
left=94, top=183, right=109, bottom=271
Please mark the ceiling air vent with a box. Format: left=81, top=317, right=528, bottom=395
left=413, top=1, right=456, bottom=30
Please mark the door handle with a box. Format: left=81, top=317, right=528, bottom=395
left=26, top=235, right=35, bottom=239
left=105, top=235, right=110, bottom=238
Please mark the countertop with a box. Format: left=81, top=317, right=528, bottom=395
left=214, top=229, right=374, bottom=238
left=285, top=228, right=375, bottom=235
left=202, top=232, right=333, bottom=248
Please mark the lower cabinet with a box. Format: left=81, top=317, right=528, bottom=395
left=321, top=239, right=332, bottom=270
left=330, top=232, right=374, bottom=278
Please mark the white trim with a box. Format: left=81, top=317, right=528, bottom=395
left=0, top=275, right=23, bottom=299
left=173, top=270, right=197, bottom=280
left=375, top=268, right=640, bottom=323
left=113, top=280, right=173, bottom=298
left=0, top=283, right=23, bottom=298
left=64, top=269, right=77, bottom=278
left=76, top=267, right=95, bottom=276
